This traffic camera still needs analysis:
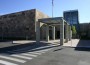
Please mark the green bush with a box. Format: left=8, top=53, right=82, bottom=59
left=71, top=26, right=77, bottom=35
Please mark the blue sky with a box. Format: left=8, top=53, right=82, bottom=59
left=0, top=0, right=90, bottom=23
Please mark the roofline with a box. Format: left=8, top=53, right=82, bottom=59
left=63, top=9, right=78, bottom=13
left=35, top=9, right=50, bottom=17
left=0, top=9, right=36, bottom=16
left=39, top=17, right=63, bottom=21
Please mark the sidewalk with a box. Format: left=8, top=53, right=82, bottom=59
left=47, top=39, right=90, bottom=48
left=64, top=39, right=90, bottom=48
left=0, top=39, right=90, bottom=49
left=63, top=39, right=80, bottom=47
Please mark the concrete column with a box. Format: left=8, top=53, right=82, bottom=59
left=69, top=26, right=72, bottom=41
left=52, top=26, right=55, bottom=40
left=36, top=21, right=40, bottom=43
left=60, top=20, right=64, bottom=45
left=65, top=23, right=69, bottom=42
left=46, top=25, right=49, bottom=42
left=71, top=30, right=72, bottom=39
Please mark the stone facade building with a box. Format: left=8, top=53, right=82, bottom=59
left=0, top=9, right=72, bottom=41
left=80, top=23, right=90, bottom=39
left=0, top=9, right=49, bottom=40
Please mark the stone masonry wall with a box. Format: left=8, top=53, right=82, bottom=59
left=0, top=9, right=49, bottom=40
left=0, top=9, right=36, bottom=40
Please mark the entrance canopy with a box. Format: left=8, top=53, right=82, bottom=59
left=36, top=17, right=72, bottom=45
left=39, top=17, right=69, bottom=25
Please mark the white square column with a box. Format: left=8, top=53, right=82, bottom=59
left=60, top=20, right=64, bottom=45
left=69, top=26, right=72, bottom=41
left=65, top=23, right=69, bottom=42
left=52, top=26, right=55, bottom=40
left=46, top=25, right=49, bottom=42
left=36, top=21, right=40, bottom=43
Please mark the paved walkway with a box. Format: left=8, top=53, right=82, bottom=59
left=0, top=39, right=90, bottom=49
left=64, top=39, right=90, bottom=48
left=63, top=39, right=80, bottom=47
left=48, top=39, right=90, bottom=48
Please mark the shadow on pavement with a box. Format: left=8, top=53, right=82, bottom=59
left=75, top=39, right=90, bottom=51
left=53, top=48, right=63, bottom=52
left=0, top=41, right=60, bottom=55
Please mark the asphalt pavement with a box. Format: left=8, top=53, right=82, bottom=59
left=0, top=40, right=90, bottom=65
left=22, top=46, right=90, bottom=65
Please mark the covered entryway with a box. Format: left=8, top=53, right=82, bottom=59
left=36, top=17, right=72, bottom=45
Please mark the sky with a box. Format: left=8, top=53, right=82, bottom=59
left=0, top=0, right=90, bottom=23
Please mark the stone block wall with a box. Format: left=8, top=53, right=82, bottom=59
left=0, top=9, right=49, bottom=40
left=0, top=9, right=36, bottom=40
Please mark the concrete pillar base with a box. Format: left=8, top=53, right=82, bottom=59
left=46, top=25, right=49, bottom=42
left=52, top=26, right=55, bottom=40
left=36, top=22, right=40, bottom=43
left=60, top=20, right=64, bottom=45
left=65, top=23, right=69, bottom=43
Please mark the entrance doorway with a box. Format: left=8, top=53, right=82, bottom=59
left=56, top=31, right=60, bottom=39
left=49, top=30, right=52, bottom=39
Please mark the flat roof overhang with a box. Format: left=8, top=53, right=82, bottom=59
left=38, top=17, right=69, bottom=25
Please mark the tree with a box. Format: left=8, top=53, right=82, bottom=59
left=71, top=26, right=77, bottom=35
